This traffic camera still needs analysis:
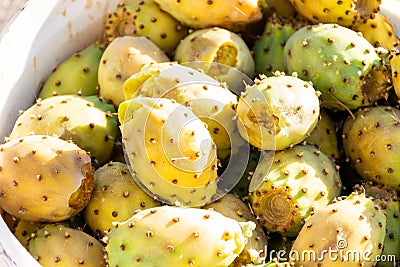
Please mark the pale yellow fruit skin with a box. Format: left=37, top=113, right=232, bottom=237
left=98, top=36, right=169, bottom=106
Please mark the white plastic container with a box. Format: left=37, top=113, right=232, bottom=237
left=0, top=0, right=399, bottom=266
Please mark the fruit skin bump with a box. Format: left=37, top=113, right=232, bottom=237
left=153, top=0, right=263, bottom=31
left=342, top=106, right=400, bottom=191
left=0, top=135, right=95, bottom=222
left=104, top=0, right=188, bottom=55
left=284, top=23, right=389, bottom=111
left=118, top=97, right=219, bottom=206
left=291, top=192, right=387, bottom=267
left=249, top=144, right=342, bottom=237
left=27, top=224, right=106, bottom=267
left=236, top=74, right=320, bottom=151
left=104, top=205, right=254, bottom=267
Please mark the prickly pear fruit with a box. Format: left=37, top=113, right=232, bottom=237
left=104, top=206, right=254, bottom=267
left=236, top=74, right=320, bottom=151
left=9, top=95, right=118, bottom=166
left=174, top=27, right=255, bottom=79
left=255, top=260, right=295, bottom=267
left=27, top=224, right=106, bottom=267
left=263, top=0, right=297, bottom=18
left=351, top=13, right=400, bottom=49
left=203, top=193, right=268, bottom=266
left=305, top=108, right=340, bottom=159
left=288, top=0, right=381, bottom=27
left=250, top=144, right=342, bottom=237
left=83, top=162, right=160, bottom=237
left=14, top=220, right=44, bottom=248
left=0, top=135, right=95, bottom=222
left=153, top=0, right=262, bottom=31
left=291, top=192, right=387, bottom=267
left=104, top=0, right=188, bottom=54
left=284, top=23, right=389, bottom=111
left=342, top=106, right=400, bottom=190
left=38, top=42, right=105, bottom=99
left=118, top=97, right=219, bottom=206
left=98, top=36, right=169, bottom=106
left=389, top=46, right=400, bottom=98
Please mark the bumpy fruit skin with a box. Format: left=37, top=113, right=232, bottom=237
left=98, top=36, right=169, bottom=106
left=351, top=13, right=400, bottom=50
left=83, top=162, right=160, bottom=237
left=174, top=27, right=255, bottom=79
left=262, top=0, right=297, bottom=18
left=105, top=206, right=252, bottom=267
left=291, top=192, right=387, bottom=267
left=389, top=47, right=400, bottom=98
left=252, top=15, right=307, bottom=76
left=0, top=135, right=95, bottom=222
left=305, top=108, right=340, bottom=159
left=124, top=63, right=243, bottom=161
left=203, top=193, right=268, bottom=266
left=38, top=42, right=105, bottom=98
left=288, top=0, right=381, bottom=27
left=27, top=224, right=106, bottom=267
left=153, top=0, right=262, bottom=31
left=250, top=144, right=342, bottom=237
left=236, top=74, right=320, bottom=151
left=342, top=106, right=400, bottom=190
left=104, top=0, right=188, bottom=55
left=14, top=220, right=44, bottom=248
left=284, top=24, right=389, bottom=111
left=118, top=97, right=219, bottom=206
left=9, top=95, right=119, bottom=166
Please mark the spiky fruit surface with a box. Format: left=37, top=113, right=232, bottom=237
left=342, top=106, right=400, bottom=190
left=38, top=42, right=104, bottom=99
left=14, top=220, right=44, bottom=248
left=351, top=13, right=400, bottom=49
left=253, top=15, right=306, bottom=76
left=83, top=162, right=160, bottom=237
left=250, top=144, right=342, bottom=237
left=305, top=108, right=340, bottom=159
left=124, top=63, right=243, bottom=161
left=236, top=74, right=320, bottom=151
left=27, top=224, right=106, bottom=267
left=118, top=97, right=219, bottom=206
left=104, top=0, right=188, bottom=54
left=389, top=47, right=400, bottom=98
left=153, top=0, right=262, bottom=31
left=0, top=135, right=95, bottom=222
left=174, top=27, right=255, bottom=79
left=203, top=193, right=268, bottom=266
left=291, top=192, right=387, bottom=267
left=284, top=23, right=389, bottom=111
left=105, top=206, right=252, bottom=267
left=288, top=0, right=381, bottom=27
left=9, top=95, right=118, bottom=166
left=98, top=36, right=169, bottom=106
left=263, top=0, right=297, bottom=18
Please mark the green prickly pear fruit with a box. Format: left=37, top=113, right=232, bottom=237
left=173, top=27, right=255, bottom=79
left=203, top=193, right=269, bottom=266
left=284, top=23, right=390, bottom=111
left=104, top=0, right=188, bottom=55
left=305, top=108, right=340, bottom=159
left=0, top=135, right=95, bottom=222
left=104, top=206, right=254, bottom=267
left=38, top=42, right=105, bottom=99
left=250, top=144, right=342, bottom=237
left=389, top=46, right=400, bottom=98
left=98, top=36, right=169, bottom=106
left=118, top=97, right=219, bottom=206
left=83, top=162, right=160, bottom=237
left=27, top=224, right=106, bottom=267
left=9, top=95, right=119, bottom=166
left=153, top=0, right=262, bottom=31
left=351, top=13, right=400, bottom=50
left=288, top=0, right=381, bottom=27
left=14, top=220, right=44, bottom=248
left=342, top=106, right=400, bottom=190
left=252, top=15, right=307, bottom=77
left=236, top=74, right=320, bottom=151
left=291, top=192, right=387, bottom=267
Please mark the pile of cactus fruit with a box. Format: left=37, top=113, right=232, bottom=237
left=2, top=0, right=400, bottom=266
